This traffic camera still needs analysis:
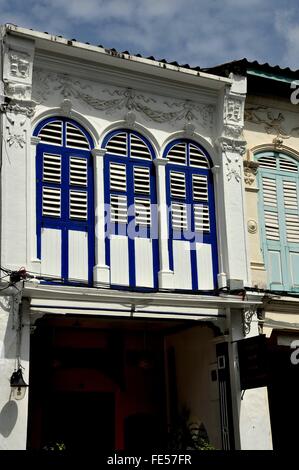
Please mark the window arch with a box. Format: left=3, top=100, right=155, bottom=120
left=34, top=117, right=94, bottom=285
left=103, top=129, right=158, bottom=289
left=164, top=139, right=218, bottom=291
left=256, top=150, right=299, bottom=291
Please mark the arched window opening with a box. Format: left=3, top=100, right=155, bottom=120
left=34, top=117, right=94, bottom=285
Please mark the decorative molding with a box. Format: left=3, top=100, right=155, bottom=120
left=124, top=111, right=136, bottom=126
left=59, top=98, right=72, bottom=116
left=223, top=124, right=243, bottom=139
left=91, top=148, right=107, bottom=158
left=5, top=99, right=36, bottom=118
left=184, top=122, right=195, bottom=137
left=217, top=137, right=246, bottom=155
left=224, top=95, right=243, bottom=124
left=247, top=219, right=258, bottom=234
left=243, top=160, right=258, bottom=186
left=242, top=305, right=256, bottom=336
left=9, top=50, right=30, bottom=78
left=245, top=105, right=299, bottom=140
left=32, top=69, right=214, bottom=128
left=4, top=81, right=31, bottom=100
left=154, top=158, right=169, bottom=167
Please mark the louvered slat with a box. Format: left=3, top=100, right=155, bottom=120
left=286, top=215, right=299, bottom=242
left=279, top=158, right=298, bottom=173
left=192, top=174, right=208, bottom=201
left=42, top=187, right=61, bottom=217
left=39, top=121, right=63, bottom=146
left=170, top=171, right=186, bottom=199
left=194, top=205, right=210, bottom=232
left=265, top=211, right=280, bottom=241
left=134, top=166, right=150, bottom=194
left=69, top=157, right=87, bottom=186
left=110, top=163, right=127, bottom=191
left=130, top=134, right=151, bottom=159
left=189, top=144, right=209, bottom=168
left=258, top=155, right=277, bottom=170
left=171, top=202, right=187, bottom=230
left=110, top=195, right=127, bottom=223
left=262, top=177, right=277, bottom=207
left=66, top=123, right=90, bottom=150
left=135, top=198, right=151, bottom=226
left=283, top=180, right=298, bottom=209
left=167, top=143, right=187, bottom=165
left=106, top=133, right=127, bottom=156
left=69, top=191, right=88, bottom=219
left=43, top=153, right=61, bottom=183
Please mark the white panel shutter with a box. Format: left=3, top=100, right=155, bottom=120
left=39, top=121, right=63, bottom=146
left=192, top=174, right=208, bottom=201
left=130, top=134, right=151, bottom=159
left=106, top=133, right=127, bottom=156
left=110, top=195, right=128, bottom=223
left=194, top=205, right=210, bottom=232
left=134, top=166, right=150, bottom=194
left=43, top=154, right=61, bottom=183
left=167, top=143, right=186, bottom=165
left=135, top=198, right=151, bottom=226
left=189, top=144, right=209, bottom=168
left=69, top=190, right=88, bottom=220
left=42, top=187, right=61, bottom=217
left=171, top=202, right=187, bottom=230
left=66, top=122, right=90, bottom=150
left=70, top=157, right=88, bottom=186
left=110, top=162, right=127, bottom=192
left=170, top=171, right=186, bottom=199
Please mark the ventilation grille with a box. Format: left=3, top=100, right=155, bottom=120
left=167, top=143, right=186, bottom=165
left=265, top=211, right=279, bottom=241
left=286, top=215, right=299, bottom=243
left=194, top=205, right=210, bottom=232
left=172, top=202, right=187, bottom=230
left=43, top=153, right=61, bottom=183
left=130, top=134, right=151, bottom=159
left=135, top=198, right=151, bottom=226
left=110, top=195, right=127, bottom=223
left=170, top=171, right=186, bottom=199
left=279, top=157, right=297, bottom=173
left=39, top=121, right=63, bottom=146
left=262, top=177, right=277, bottom=207
left=42, top=187, right=61, bottom=217
left=106, top=133, right=127, bottom=156
left=283, top=180, right=298, bottom=210
left=70, top=157, right=87, bottom=186
left=134, top=167, right=150, bottom=194
left=192, top=174, right=208, bottom=201
left=110, top=162, right=127, bottom=192
left=258, top=155, right=277, bottom=170
left=69, top=191, right=88, bottom=220
left=66, top=123, right=90, bottom=150
left=189, top=144, right=209, bottom=168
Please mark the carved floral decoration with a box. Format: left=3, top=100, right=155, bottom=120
left=245, top=105, right=299, bottom=140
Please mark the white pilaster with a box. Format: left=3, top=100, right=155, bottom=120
left=28, top=136, right=41, bottom=274
left=91, top=148, right=110, bottom=286
left=154, top=158, right=174, bottom=289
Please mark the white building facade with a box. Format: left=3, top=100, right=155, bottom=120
left=0, top=25, right=272, bottom=450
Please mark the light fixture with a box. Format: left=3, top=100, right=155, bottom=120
left=10, top=367, right=28, bottom=400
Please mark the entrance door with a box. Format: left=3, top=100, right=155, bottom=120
left=44, top=392, right=115, bottom=451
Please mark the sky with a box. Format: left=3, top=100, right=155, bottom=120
left=1, top=0, right=299, bottom=69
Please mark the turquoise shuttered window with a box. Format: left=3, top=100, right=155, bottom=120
left=257, top=151, right=299, bottom=291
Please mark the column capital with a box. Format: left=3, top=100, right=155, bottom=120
left=154, top=157, right=169, bottom=167
left=30, top=136, right=41, bottom=146
left=212, top=165, right=220, bottom=174
left=91, top=148, right=106, bottom=158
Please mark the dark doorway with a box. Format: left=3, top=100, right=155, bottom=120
left=43, top=392, right=115, bottom=451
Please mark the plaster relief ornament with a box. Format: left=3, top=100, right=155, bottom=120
left=124, top=111, right=136, bottom=126
left=184, top=122, right=195, bottom=137
left=60, top=99, right=72, bottom=116
left=244, top=165, right=257, bottom=185
left=6, top=113, right=26, bottom=148
left=32, top=69, right=214, bottom=129
left=245, top=105, right=299, bottom=141
left=247, top=220, right=258, bottom=234
left=9, top=50, right=30, bottom=78
left=225, top=97, right=242, bottom=123
left=5, top=82, right=31, bottom=100
left=225, top=153, right=241, bottom=182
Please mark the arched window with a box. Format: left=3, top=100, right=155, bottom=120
left=103, top=129, right=158, bottom=289
left=34, top=117, right=94, bottom=285
left=164, top=139, right=218, bottom=291
left=257, top=151, right=299, bottom=291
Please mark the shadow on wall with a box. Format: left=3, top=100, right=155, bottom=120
left=0, top=401, right=18, bottom=437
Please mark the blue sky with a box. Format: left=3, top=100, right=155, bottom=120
left=1, top=0, right=299, bottom=69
